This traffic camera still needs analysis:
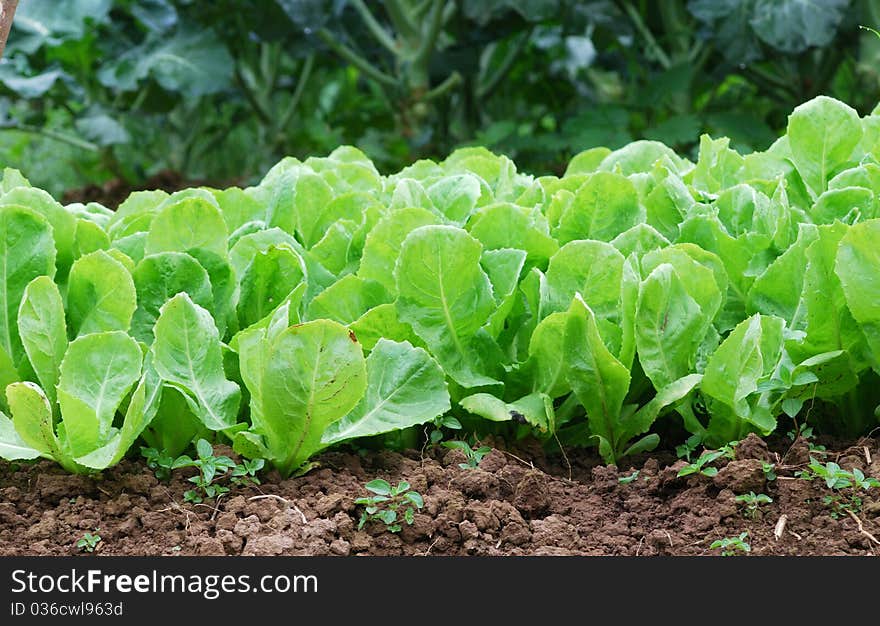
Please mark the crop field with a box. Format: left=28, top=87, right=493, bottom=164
left=0, top=95, right=878, bottom=556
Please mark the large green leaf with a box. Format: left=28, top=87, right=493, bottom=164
left=554, top=172, right=642, bottom=243
left=787, top=96, right=862, bottom=198
left=0, top=410, right=41, bottom=461
left=56, top=331, right=143, bottom=459
left=635, top=264, right=711, bottom=389
left=545, top=240, right=625, bottom=346
left=17, top=276, right=67, bottom=407
left=701, top=314, right=785, bottom=444
left=131, top=252, right=214, bottom=344
left=467, top=203, right=558, bottom=268
left=1, top=188, right=74, bottom=279
left=66, top=250, right=137, bottom=337
left=395, top=225, right=499, bottom=388
left=8, top=382, right=69, bottom=469
left=322, top=339, right=449, bottom=445
left=238, top=245, right=306, bottom=330
left=151, top=293, right=240, bottom=431
left=0, top=206, right=56, bottom=368
left=835, top=219, right=880, bottom=370
left=145, top=197, right=229, bottom=259
left=358, top=207, right=439, bottom=294
left=564, top=295, right=631, bottom=463
left=259, top=320, right=367, bottom=476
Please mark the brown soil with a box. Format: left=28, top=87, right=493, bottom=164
left=61, top=170, right=242, bottom=209
left=1, top=434, right=878, bottom=556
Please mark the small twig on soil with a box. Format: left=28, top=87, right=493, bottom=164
left=774, top=514, right=788, bottom=541
left=787, top=529, right=803, bottom=541
left=553, top=432, right=573, bottom=482
left=635, top=536, right=644, bottom=556
left=248, top=495, right=308, bottom=525
left=845, top=509, right=880, bottom=546
left=664, top=530, right=674, bottom=548
left=865, top=446, right=872, bottom=466
left=418, top=538, right=441, bottom=557
left=500, top=449, right=536, bottom=471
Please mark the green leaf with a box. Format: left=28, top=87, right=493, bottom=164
left=145, top=197, right=229, bottom=259
left=835, top=219, right=880, bottom=370
left=365, top=479, right=392, bottom=495
left=1, top=188, right=73, bottom=279
left=0, top=206, right=56, bottom=367
left=635, top=264, right=711, bottom=389
left=358, top=207, right=439, bottom=295
left=555, top=172, right=642, bottom=243
left=238, top=245, right=306, bottom=330
left=0, top=410, right=41, bottom=461
left=427, top=175, right=481, bottom=224
left=545, top=240, right=625, bottom=343
left=564, top=294, right=631, bottom=463
left=459, top=392, right=554, bottom=433
left=786, top=96, right=862, bottom=198
left=66, top=250, right=137, bottom=337
left=131, top=252, right=214, bottom=344
left=76, top=356, right=163, bottom=470
left=7, top=382, right=69, bottom=468
left=395, top=225, right=499, bottom=388
left=750, top=0, right=849, bottom=54
left=322, top=339, right=450, bottom=445
left=307, top=275, right=390, bottom=325
left=467, top=203, right=558, bottom=267
left=151, top=293, right=241, bottom=432
left=17, top=277, right=67, bottom=407
left=701, top=314, right=785, bottom=444
left=258, top=320, right=366, bottom=476
left=349, top=303, right=419, bottom=352
left=98, top=27, right=233, bottom=97
left=56, top=331, right=143, bottom=459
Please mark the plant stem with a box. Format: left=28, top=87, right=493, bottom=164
left=478, top=30, right=531, bottom=100
left=413, top=0, right=446, bottom=67
left=2, top=123, right=99, bottom=152
left=424, top=71, right=461, bottom=101
left=318, top=28, right=397, bottom=87
left=384, top=0, right=417, bottom=40
left=234, top=65, right=272, bottom=124
left=351, top=0, right=399, bottom=55
left=621, top=1, right=671, bottom=69
left=273, top=54, right=315, bottom=151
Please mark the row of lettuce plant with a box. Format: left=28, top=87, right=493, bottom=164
left=1, top=95, right=879, bottom=476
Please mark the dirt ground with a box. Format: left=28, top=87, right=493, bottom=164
left=1, top=433, right=878, bottom=556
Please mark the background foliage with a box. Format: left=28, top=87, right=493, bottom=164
left=1, top=0, right=880, bottom=197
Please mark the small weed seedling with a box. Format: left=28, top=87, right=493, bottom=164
left=675, top=434, right=702, bottom=462
left=762, top=461, right=777, bottom=481
left=442, top=440, right=493, bottom=469
left=798, top=459, right=880, bottom=519
left=710, top=532, right=750, bottom=556
left=230, top=458, right=265, bottom=487
left=77, top=530, right=101, bottom=553
left=787, top=424, right=826, bottom=453
left=428, top=415, right=462, bottom=445
left=174, top=439, right=237, bottom=503
left=355, top=479, right=424, bottom=533
left=735, top=492, right=772, bottom=519
left=141, top=446, right=176, bottom=481
left=677, top=443, right=736, bottom=478
left=142, top=440, right=265, bottom=504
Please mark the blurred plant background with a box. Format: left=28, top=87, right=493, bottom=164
left=1, top=0, right=879, bottom=201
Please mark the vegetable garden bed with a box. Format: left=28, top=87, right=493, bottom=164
left=2, top=95, right=880, bottom=556
left=2, top=433, right=878, bottom=556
